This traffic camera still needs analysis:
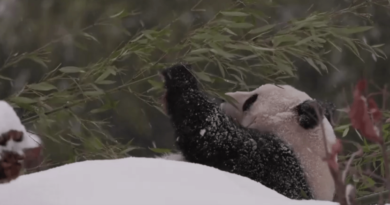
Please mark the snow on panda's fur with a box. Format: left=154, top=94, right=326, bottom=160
left=220, top=84, right=337, bottom=201
left=0, top=101, right=42, bottom=183
left=159, top=64, right=322, bottom=200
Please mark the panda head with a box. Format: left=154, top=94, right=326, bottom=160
left=220, top=84, right=337, bottom=152
left=220, top=84, right=337, bottom=201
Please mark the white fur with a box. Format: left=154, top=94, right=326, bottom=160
left=0, top=101, right=41, bottom=158
left=221, top=84, right=337, bottom=201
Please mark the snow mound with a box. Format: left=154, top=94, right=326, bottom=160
left=0, top=157, right=338, bottom=205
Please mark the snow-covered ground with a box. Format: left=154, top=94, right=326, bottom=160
left=0, top=157, right=339, bottom=205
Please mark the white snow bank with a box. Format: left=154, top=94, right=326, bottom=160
left=0, top=157, right=338, bottom=205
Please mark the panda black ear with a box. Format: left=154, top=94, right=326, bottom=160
left=296, top=99, right=336, bottom=129
left=242, top=94, right=258, bottom=112
left=296, top=100, right=323, bottom=129
left=317, top=100, right=336, bottom=127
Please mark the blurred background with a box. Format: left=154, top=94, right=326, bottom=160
left=0, top=0, right=389, bottom=202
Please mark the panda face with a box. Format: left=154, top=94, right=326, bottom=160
left=221, top=84, right=336, bottom=151
left=220, top=84, right=337, bottom=201
left=222, top=84, right=312, bottom=127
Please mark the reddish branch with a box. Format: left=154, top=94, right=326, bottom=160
left=318, top=79, right=389, bottom=205
left=349, top=79, right=390, bottom=203
left=0, top=130, right=43, bottom=183
left=0, top=151, right=24, bottom=183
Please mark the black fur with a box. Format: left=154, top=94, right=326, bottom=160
left=296, top=100, right=336, bottom=129
left=242, top=94, right=258, bottom=112
left=161, top=64, right=313, bottom=200
left=317, top=100, right=336, bottom=126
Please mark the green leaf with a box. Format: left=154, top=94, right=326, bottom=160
left=304, top=58, right=321, bottom=73
left=149, top=147, right=171, bottom=154
left=220, top=11, right=249, bottom=17
left=148, top=80, right=164, bottom=89
left=27, top=56, right=47, bottom=68
left=342, top=126, right=349, bottom=137
left=334, top=124, right=350, bottom=131
left=109, top=9, right=129, bottom=19
left=210, top=48, right=236, bottom=59
left=95, top=69, right=112, bottom=83
left=332, top=26, right=373, bottom=35
left=224, top=43, right=252, bottom=51
left=153, top=105, right=166, bottom=116
left=251, top=45, right=275, bottom=52
left=82, top=32, right=99, bottom=43
left=328, top=40, right=342, bottom=52
left=216, top=60, right=225, bottom=78
left=28, top=82, right=57, bottom=91
left=120, top=146, right=143, bottom=154
left=183, top=56, right=208, bottom=63
left=295, top=36, right=316, bottom=46
left=10, top=97, right=36, bottom=104
left=95, top=80, right=116, bottom=85
left=189, top=48, right=210, bottom=55
left=272, top=35, right=299, bottom=47
left=0, top=75, right=12, bottom=81
left=276, top=62, right=294, bottom=76
left=226, top=22, right=254, bottom=29
left=90, top=107, right=111, bottom=114
left=59, top=66, right=84, bottom=73
left=249, top=24, right=275, bottom=34
left=223, top=28, right=237, bottom=36
left=193, top=71, right=212, bottom=82
left=343, top=38, right=360, bottom=57
left=84, top=137, right=104, bottom=151
left=84, top=90, right=105, bottom=96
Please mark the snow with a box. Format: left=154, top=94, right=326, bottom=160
left=0, top=157, right=339, bottom=205
left=159, top=152, right=186, bottom=161
left=200, top=129, right=206, bottom=136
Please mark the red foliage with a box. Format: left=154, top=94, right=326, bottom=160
left=23, top=146, right=43, bottom=169
left=0, top=151, right=24, bottom=183
left=326, top=139, right=343, bottom=171
left=349, top=79, right=383, bottom=144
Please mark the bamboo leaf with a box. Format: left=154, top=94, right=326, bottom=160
left=84, top=91, right=105, bottom=96
left=59, top=66, right=85, bottom=73
left=109, top=9, right=129, bottom=19
left=28, top=82, right=57, bottom=91
left=10, top=97, right=37, bottom=104
left=331, top=26, right=373, bottom=35
left=149, top=147, right=171, bottom=154
left=226, top=23, right=254, bottom=29
left=249, top=24, right=275, bottom=34
left=220, top=11, right=249, bottom=17
left=0, top=75, right=12, bottom=81
left=27, top=56, right=47, bottom=68
left=193, top=71, right=212, bottom=82
left=189, top=48, right=209, bottom=55
left=82, top=32, right=99, bottom=43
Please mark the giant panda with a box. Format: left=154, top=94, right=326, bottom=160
left=158, top=63, right=337, bottom=200
left=220, top=84, right=337, bottom=201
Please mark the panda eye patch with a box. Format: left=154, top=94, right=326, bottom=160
left=242, top=94, right=258, bottom=112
